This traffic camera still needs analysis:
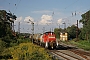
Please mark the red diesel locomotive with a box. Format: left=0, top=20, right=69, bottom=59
left=32, top=31, right=58, bottom=49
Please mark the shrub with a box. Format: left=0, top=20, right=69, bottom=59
left=0, top=40, right=6, bottom=55
left=9, top=43, right=52, bottom=60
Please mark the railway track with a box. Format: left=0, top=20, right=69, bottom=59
left=50, top=50, right=88, bottom=60
left=34, top=39, right=90, bottom=60
left=51, top=40, right=90, bottom=60
left=69, top=49, right=90, bottom=60
left=34, top=40, right=90, bottom=60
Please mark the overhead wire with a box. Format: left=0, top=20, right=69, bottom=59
left=60, top=8, right=90, bottom=28
left=50, top=0, right=80, bottom=28
left=36, top=0, right=90, bottom=30
left=64, top=0, right=79, bottom=9
left=14, top=0, right=21, bottom=14
left=61, top=0, right=90, bottom=23
left=3, top=0, right=21, bottom=14
left=3, top=0, right=11, bottom=12
left=62, top=0, right=80, bottom=20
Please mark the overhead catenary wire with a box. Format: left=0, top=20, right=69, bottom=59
left=64, top=0, right=79, bottom=9
left=14, top=0, right=21, bottom=14
left=52, top=8, right=90, bottom=29
left=47, top=0, right=80, bottom=28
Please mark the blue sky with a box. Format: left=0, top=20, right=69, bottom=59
left=0, top=0, right=90, bottom=33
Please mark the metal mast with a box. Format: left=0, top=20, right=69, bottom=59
left=76, top=20, right=78, bottom=41
left=18, top=22, right=20, bottom=34
left=29, top=19, right=34, bottom=43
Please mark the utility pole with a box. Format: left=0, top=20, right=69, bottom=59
left=59, top=24, right=60, bottom=29
left=29, top=19, right=34, bottom=43
left=50, top=28, right=51, bottom=32
left=18, top=22, right=20, bottom=34
left=43, top=27, right=45, bottom=33
left=63, top=22, right=66, bottom=32
left=76, top=20, right=78, bottom=41
left=52, top=27, right=53, bottom=32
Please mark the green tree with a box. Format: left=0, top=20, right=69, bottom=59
left=67, top=25, right=77, bottom=39
left=79, top=28, right=85, bottom=40
left=54, top=28, right=63, bottom=38
left=0, top=10, right=6, bottom=37
left=79, top=10, right=90, bottom=41
left=0, top=10, right=17, bottom=46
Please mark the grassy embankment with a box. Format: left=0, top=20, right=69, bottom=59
left=63, top=40, right=90, bottom=51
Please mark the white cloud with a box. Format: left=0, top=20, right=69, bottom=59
left=57, top=18, right=62, bottom=24
left=24, top=16, right=34, bottom=22
left=39, top=15, right=52, bottom=25
left=15, top=16, right=23, bottom=24
left=16, top=16, right=22, bottom=22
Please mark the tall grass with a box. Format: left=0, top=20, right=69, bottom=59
left=67, top=40, right=90, bottom=51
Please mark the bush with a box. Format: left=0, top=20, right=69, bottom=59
left=0, top=40, right=6, bottom=55
left=16, top=38, right=30, bottom=44
left=9, top=43, right=52, bottom=60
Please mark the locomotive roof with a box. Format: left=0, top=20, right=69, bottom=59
left=43, top=31, right=54, bottom=34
